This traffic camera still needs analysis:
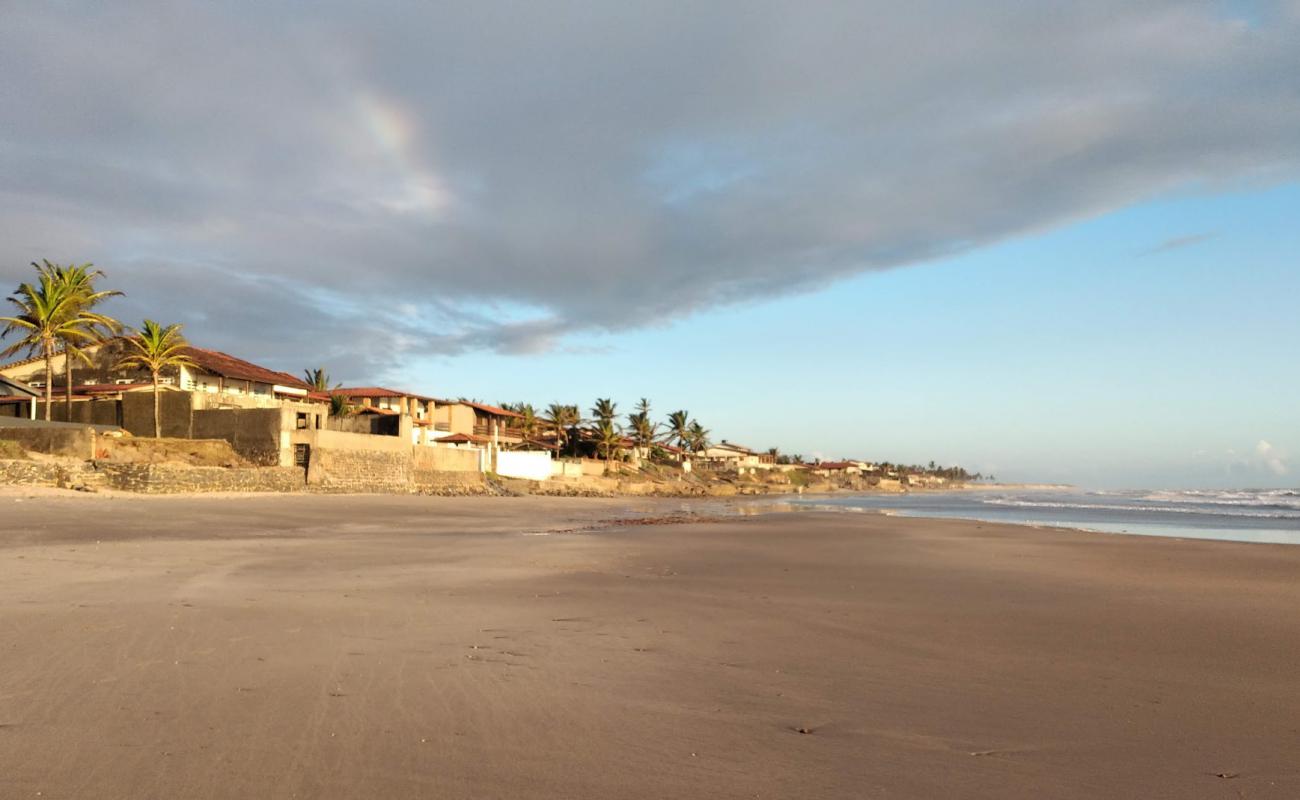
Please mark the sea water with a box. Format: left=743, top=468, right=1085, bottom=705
left=789, top=488, right=1300, bottom=545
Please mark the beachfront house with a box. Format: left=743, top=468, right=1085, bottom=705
left=811, top=461, right=862, bottom=477
left=0, top=340, right=321, bottom=413
left=697, top=440, right=762, bottom=469
left=432, top=401, right=524, bottom=448
left=333, top=387, right=439, bottom=444
left=0, top=375, right=39, bottom=420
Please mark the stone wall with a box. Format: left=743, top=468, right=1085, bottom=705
left=0, top=459, right=303, bottom=493
left=193, top=407, right=284, bottom=465
left=0, top=424, right=96, bottom=459
left=412, top=469, right=488, bottom=495
left=97, top=464, right=305, bottom=494
left=306, top=447, right=411, bottom=493
left=0, top=459, right=100, bottom=490
left=411, top=445, right=482, bottom=473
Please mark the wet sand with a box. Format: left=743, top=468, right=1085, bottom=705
left=2, top=492, right=1298, bottom=799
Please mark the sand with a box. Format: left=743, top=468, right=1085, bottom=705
left=2, top=492, right=1298, bottom=799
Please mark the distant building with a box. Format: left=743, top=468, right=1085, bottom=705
left=697, top=440, right=762, bottom=467
left=811, top=461, right=862, bottom=477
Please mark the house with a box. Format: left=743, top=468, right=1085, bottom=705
left=333, top=387, right=438, bottom=444
left=177, top=347, right=317, bottom=407
left=0, top=375, right=39, bottom=420
left=0, top=340, right=320, bottom=412
left=432, top=401, right=524, bottom=447
left=697, top=440, right=762, bottom=468
left=811, top=461, right=862, bottom=477
left=0, top=341, right=327, bottom=437
left=334, top=387, right=436, bottom=420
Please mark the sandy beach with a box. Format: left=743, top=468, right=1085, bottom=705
left=2, top=492, right=1298, bottom=799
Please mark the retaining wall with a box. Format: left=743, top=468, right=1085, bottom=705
left=97, top=464, right=305, bottom=494
left=0, top=425, right=96, bottom=459
left=412, top=445, right=483, bottom=473
left=193, top=407, right=284, bottom=465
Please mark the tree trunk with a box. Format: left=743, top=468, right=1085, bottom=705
left=152, top=371, right=161, bottom=438
left=43, top=341, right=53, bottom=421
left=64, top=345, right=74, bottom=423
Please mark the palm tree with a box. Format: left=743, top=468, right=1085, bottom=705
left=50, top=264, right=122, bottom=421
left=627, top=410, right=657, bottom=458
left=590, top=398, right=617, bottom=427
left=1, top=261, right=108, bottom=420
left=516, top=403, right=540, bottom=442
left=594, top=419, right=623, bottom=473
left=545, top=403, right=580, bottom=454
left=686, top=421, right=710, bottom=454
left=304, top=368, right=338, bottom=392
left=666, top=410, right=692, bottom=450
left=329, top=394, right=352, bottom=417
left=116, top=320, right=196, bottom=437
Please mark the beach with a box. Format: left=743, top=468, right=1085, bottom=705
left=2, top=492, right=1298, bottom=799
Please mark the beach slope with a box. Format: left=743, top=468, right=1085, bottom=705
left=2, top=493, right=1297, bottom=798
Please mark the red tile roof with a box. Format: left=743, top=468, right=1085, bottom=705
left=354, top=406, right=399, bottom=415
left=335, top=386, right=437, bottom=403
left=450, top=400, right=523, bottom=419
left=181, top=347, right=309, bottom=389
left=435, top=433, right=490, bottom=444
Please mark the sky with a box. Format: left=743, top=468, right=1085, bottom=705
left=1, top=1, right=1297, bottom=488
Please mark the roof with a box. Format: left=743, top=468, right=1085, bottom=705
left=353, top=406, right=399, bottom=416
left=181, top=347, right=309, bottom=389
left=816, top=461, right=858, bottom=470
left=335, top=386, right=437, bottom=403
left=445, top=400, right=523, bottom=419
left=435, top=433, right=490, bottom=445
left=0, top=375, right=40, bottom=398
left=712, top=441, right=755, bottom=454
left=0, top=351, right=52, bottom=372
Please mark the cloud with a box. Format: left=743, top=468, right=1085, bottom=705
left=1255, top=440, right=1290, bottom=476
left=3, top=2, right=1300, bottom=376
left=1139, top=232, right=1218, bottom=256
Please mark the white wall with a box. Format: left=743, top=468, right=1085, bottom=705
left=496, top=450, right=552, bottom=481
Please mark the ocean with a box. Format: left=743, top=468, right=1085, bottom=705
left=788, top=487, right=1300, bottom=545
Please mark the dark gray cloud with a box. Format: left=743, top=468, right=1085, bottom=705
left=1139, top=232, right=1218, bottom=256
left=3, top=1, right=1299, bottom=379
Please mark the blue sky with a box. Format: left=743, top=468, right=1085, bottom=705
left=404, top=183, right=1300, bottom=489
